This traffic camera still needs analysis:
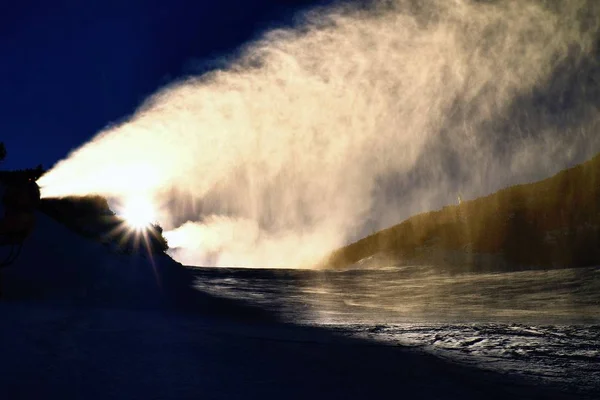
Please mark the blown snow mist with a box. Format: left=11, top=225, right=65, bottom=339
left=38, top=0, right=600, bottom=267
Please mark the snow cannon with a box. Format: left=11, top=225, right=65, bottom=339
left=0, top=175, right=41, bottom=266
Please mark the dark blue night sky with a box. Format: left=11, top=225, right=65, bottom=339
left=0, top=0, right=331, bottom=170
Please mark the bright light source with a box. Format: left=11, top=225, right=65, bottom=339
left=119, top=196, right=156, bottom=230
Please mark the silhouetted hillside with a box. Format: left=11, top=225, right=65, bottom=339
left=0, top=165, right=45, bottom=183
left=322, top=152, right=600, bottom=272
left=40, top=196, right=169, bottom=254
left=0, top=167, right=167, bottom=254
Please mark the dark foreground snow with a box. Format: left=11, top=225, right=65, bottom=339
left=0, top=214, right=589, bottom=399
left=3, top=302, right=574, bottom=400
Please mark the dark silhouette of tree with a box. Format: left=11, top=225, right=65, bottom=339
left=33, top=164, right=45, bottom=180
left=0, top=142, right=6, bottom=163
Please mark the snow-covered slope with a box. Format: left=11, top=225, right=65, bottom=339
left=2, top=211, right=179, bottom=307
left=0, top=209, right=586, bottom=399
left=1, top=211, right=271, bottom=321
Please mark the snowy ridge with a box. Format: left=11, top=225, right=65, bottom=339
left=1, top=211, right=272, bottom=322
left=2, top=212, right=179, bottom=308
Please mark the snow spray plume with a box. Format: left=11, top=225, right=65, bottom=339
left=38, top=0, right=600, bottom=268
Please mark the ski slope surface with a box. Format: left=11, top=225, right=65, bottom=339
left=0, top=213, right=586, bottom=399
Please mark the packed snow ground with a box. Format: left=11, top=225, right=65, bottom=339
left=0, top=213, right=587, bottom=399
left=192, top=264, right=600, bottom=396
